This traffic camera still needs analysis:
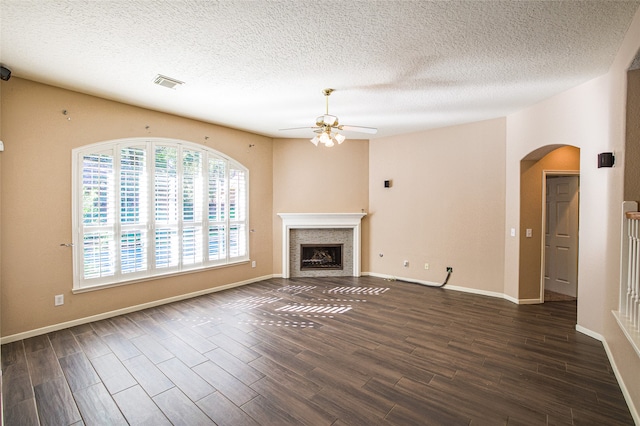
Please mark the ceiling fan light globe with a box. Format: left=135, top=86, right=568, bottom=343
left=335, top=133, right=346, bottom=144
left=325, top=139, right=335, bottom=147
left=310, top=135, right=320, bottom=146
left=319, top=132, right=331, bottom=144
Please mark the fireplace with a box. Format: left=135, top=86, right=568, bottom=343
left=300, top=244, right=343, bottom=270
left=278, top=213, right=366, bottom=278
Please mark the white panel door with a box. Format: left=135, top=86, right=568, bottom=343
left=544, top=176, right=579, bottom=297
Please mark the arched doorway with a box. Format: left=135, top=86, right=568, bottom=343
left=519, top=145, right=580, bottom=303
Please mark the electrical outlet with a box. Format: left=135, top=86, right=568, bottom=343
left=54, top=294, right=64, bottom=306
left=403, top=260, right=409, bottom=267
left=251, top=260, right=256, bottom=268
left=424, top=263, right=429, bottom=270
left=446, top=267, right=453, bottom=273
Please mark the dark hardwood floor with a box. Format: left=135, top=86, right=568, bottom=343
left=2, top=276, right=634, bottom=425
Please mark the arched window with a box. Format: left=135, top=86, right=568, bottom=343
left=72, top=138, right=249, bottom=290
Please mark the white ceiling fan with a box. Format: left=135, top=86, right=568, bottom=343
left=280, top=88, right=377, bottom=147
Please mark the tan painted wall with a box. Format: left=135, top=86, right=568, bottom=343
left=519, top=146, right=580, bottom=300
left=624, top=69, right=640, bottom=201
left=271, top=138, right=370, bottom=274
left=506, top=5, right=640, bottom=416
left=0, top=78, right=274, bottom=337
left=368, top=118, right=506, bottom=293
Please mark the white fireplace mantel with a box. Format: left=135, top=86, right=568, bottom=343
left=278, top=213, right=366, bottom=278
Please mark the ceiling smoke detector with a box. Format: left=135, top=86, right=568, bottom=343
left=153, top=74, right=184, bottom=89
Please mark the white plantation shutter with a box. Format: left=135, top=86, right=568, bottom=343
left=229, top=166, right=247, bottom=258
left=182, top=149, right=204, bottom=265
left=73, top=138, right=249, bottom=289
left=81, top=152, right=116, bottom=280
left=154, top=146, right=179, bottom=270
left=120, top=146, right=148, bottom=275
left=208, top=158, right=226, bottom=261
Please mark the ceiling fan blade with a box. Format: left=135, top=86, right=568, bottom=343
left=339, top=125, right=378, bottom=134
left=279, top=126, right=321, bottom=131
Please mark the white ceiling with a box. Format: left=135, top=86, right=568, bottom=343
left=1, top=1, right=639, bottom=140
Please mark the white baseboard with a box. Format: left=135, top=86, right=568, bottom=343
left=576, top=324, right=639, bottom=425
left=365, top=272, right=442, bottom=287
left=575, top=324, right=604, bottom=341
left=364, top=272, right=507, bottom=300
left=365, top=272, right=521, bottom=301
left=445, top=284, right=506, bottom=300
left=514, top=297, right=543, bottom=305
left=0, top=274, right=274, bottom=344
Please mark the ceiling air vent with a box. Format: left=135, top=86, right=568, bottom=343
left=153, top=74, right=184, bottom=89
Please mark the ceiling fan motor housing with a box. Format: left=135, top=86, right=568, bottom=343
left=316, top=114, right=338, bottom=127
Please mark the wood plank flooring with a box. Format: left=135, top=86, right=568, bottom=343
left=2, top=276, right=634, bottom=425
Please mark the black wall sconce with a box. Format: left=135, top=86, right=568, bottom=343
left=0, top=66, right=11, bottom=81
left=598, top=152, right=615, bottom=168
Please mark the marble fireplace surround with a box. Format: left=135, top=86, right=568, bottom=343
left=278, top=213, right=366, bottom=279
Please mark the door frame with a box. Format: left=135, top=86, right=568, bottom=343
left=539, top=170, right=580, bottom=302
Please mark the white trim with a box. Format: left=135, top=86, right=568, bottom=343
left=514, top=297, right=542, bottom=305
left=365, top=272, right=546, bottom=304
left=503, top=293, right=520, bottom=304
left=444, top=284, right=505, bottom=300
left=619, top=201, right=638, bottom=317
left=364, top=272, right=506, bottom=300
left=575, top=324, right=604, bottom=341
left=365, top=272, right=441, bottom=287
left=362, top=272, right=541, bottom=305
left=613, top=310, right=640, bottom=359
left=278, top=213, right=366, bottom=278
left=577, top=322, right=640, bottom=425
left=616, top=201, right=640, bottom=358
left=0, top=275, right=274, bottom=345
left=72, top=260, right=250, bottom=294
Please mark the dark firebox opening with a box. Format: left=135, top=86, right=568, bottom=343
left=300, top=244, right=343, bottom=270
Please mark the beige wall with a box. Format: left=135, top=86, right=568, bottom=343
left=0, top=78, right=274, bottom=337
left=368, top=118, right=506, bottom=293
left=519, top=146, right=580, bottom=300
left=506, top=5, right=640, bottom=417
left=271, top=138, right=370, bottom=274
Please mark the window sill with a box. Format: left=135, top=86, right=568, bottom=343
left=612, top=310, right=640, bottom=359
left=72, top=259, right=250, bottom=294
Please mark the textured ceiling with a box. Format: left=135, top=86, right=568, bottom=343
left=1, top=1, right=639, bottom=139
